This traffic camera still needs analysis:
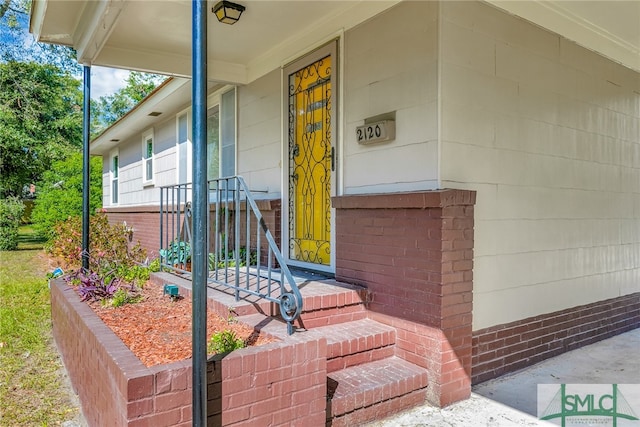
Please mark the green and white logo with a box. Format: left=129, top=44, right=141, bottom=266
left=538, top=384, right=640, bottom=427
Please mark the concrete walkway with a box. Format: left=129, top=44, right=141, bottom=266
left=365, top=327, right=640, bottom=426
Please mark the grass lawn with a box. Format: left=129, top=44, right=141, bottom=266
left=0, top=226, right=79, bottom=426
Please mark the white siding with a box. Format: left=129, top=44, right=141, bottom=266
left=342, top=1, right=440, bottom=194
left=439, top=1, right=640, bottom=329
left=237, top=69, right=282, bottom=197
left=102, top=115, right=179, bottom=207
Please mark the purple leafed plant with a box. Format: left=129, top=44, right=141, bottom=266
left=64, top=269, right=121, bottom=302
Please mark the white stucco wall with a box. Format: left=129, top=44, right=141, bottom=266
left=342, top=1, right=440, bottom=195
left=438, top=1, right=640, bottom=330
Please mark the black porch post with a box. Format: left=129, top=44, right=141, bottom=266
left=192, top=1, right=208, bottom=425
left=82, top=65, right=91, bottom=270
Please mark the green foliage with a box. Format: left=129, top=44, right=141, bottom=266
left=31, top=153, right=102, bottom=240
left=0, top=196, right=24, bottom=250
left=91, top=72, right=165, bottom=136
left=0, top=61, right=83, bottom=197
left=148, top=257, right=161, bottom=272
left=209, top=247, right=257, bottom=270
left=106, top=288, right=142, bottom=308
left=116, top=264, right=150, bottom=287
left=160, top=240, right=191, bottom=266
left=0, top=0, right=79, bottom=72
left=46, top=212, right=146, bottom=271
left=207, top=330, right=245, bottom=355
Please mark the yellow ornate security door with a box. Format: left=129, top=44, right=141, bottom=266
left=287, top=48, right=334, bottom=268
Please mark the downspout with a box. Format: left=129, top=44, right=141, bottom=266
left=192, top=1, right=208, bottom=425
left=82, top=65, right=91, bottom=270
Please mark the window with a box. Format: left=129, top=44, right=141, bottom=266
left=110, top=151, right=119, bottom=205
left=206, top=88, right=236, bottom=181
left=177, top=112, right=190, bottom=185
left=142, top=130, right=154, bottom=185
left=220, top=89, right=236, bottom=178
left=207, top=106, right=220, bottom=181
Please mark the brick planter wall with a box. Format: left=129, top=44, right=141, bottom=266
left=332, top=189, right=476, bottom=407
left=50, top=278, right=326, bottom=426
left=472, top=293, right=640, bottom=384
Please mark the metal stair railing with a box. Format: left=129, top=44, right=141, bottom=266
left=159, top=176, right=303, bottom=335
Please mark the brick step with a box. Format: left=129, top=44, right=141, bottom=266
left=326, top=357, right=429, bottom=426
left=295, top=281, right=369, bottom=329
left=314, top=319, right=396, bottom=373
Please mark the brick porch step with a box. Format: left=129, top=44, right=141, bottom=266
left=327, top=356, right=429, bottom=426
left=314, top=319, right=396, bottom=372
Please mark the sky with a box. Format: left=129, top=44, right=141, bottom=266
left=1, top=8, right=128, bottom=100
left=90, top=66, right=130, bottom=100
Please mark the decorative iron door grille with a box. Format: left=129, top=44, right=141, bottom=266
left=287, top=54, right=332, bottom=266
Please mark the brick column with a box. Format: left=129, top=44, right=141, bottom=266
left=332, top=189, right=475, bottom=406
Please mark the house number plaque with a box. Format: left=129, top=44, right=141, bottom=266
left=356, top=120, right=395, bottom=145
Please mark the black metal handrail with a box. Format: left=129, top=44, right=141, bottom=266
left=159, top=176, right=303, bottom=334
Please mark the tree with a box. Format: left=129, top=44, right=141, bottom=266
left=31, top=153, right=103, bottom=240
left=0, top=0, right=79, bottom=72
left=92, top=72, right=165, bottom=136
left=0, top=61, right=83, bottom=197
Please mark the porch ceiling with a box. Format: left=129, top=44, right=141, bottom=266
left=30, top=0, right=400, bottom=84
left=30, top=1, right=640, bottom=82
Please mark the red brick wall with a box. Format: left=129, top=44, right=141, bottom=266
left=472, top=293, right=640, bottom=384
left=104, top=206, right=162, bottom=259
left=207, top=339, right=327, bottom=426
left=105, top=200, right=281, bottom=264
left=333, top=189, right=476, bottom=407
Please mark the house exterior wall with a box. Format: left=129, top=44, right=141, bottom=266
left=438, top=1, right=640, bottom=331
left=343, top=1, right=440, bottom=195
left=102, top=113, right=182, bottom=208
left=237, top=69, right=282, bottom=198
left=94, top=0, right=639, bottom=391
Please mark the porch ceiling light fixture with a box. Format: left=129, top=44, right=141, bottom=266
left=212, top=1, right=245, bottom=25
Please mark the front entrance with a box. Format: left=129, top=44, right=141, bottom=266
left=285, top=42, right=336, bottom=271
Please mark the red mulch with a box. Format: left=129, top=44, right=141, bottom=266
left=85, top=281, right=275, bottom=367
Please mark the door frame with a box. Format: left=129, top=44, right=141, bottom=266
left=281, top=39, right=340, bottom=274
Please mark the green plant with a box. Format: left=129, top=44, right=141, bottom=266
left=107, top=288, right=143, bottom=308
left=116, top=264, right=151, bottom=287
left=31, top=154, right=102, bottom=240
left=148, top=257, right=161, bottom=272
left=207, top=330, right=245, bottom=355
left=160, top=240, right=191, bottom=266
left=208, top=246, right=257, bottom=270
left=0, top=197, right=25, bottom=250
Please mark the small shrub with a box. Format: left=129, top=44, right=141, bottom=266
left=116, top=264, right=150, bottom=288
left=65, top=268, right=120, bottom=303
left=207, top=330, right=245, bottom=355
left=208, top=247, right=257, bottom=270
left=107, top=288, right=142, bottom=308
left=47, top=212, right=146, bottom=271
left=0, top=197, right=25, bottom=250
left=148, top=258, right=161, bottom=272
left=160, top=240, right=190, bottom=266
